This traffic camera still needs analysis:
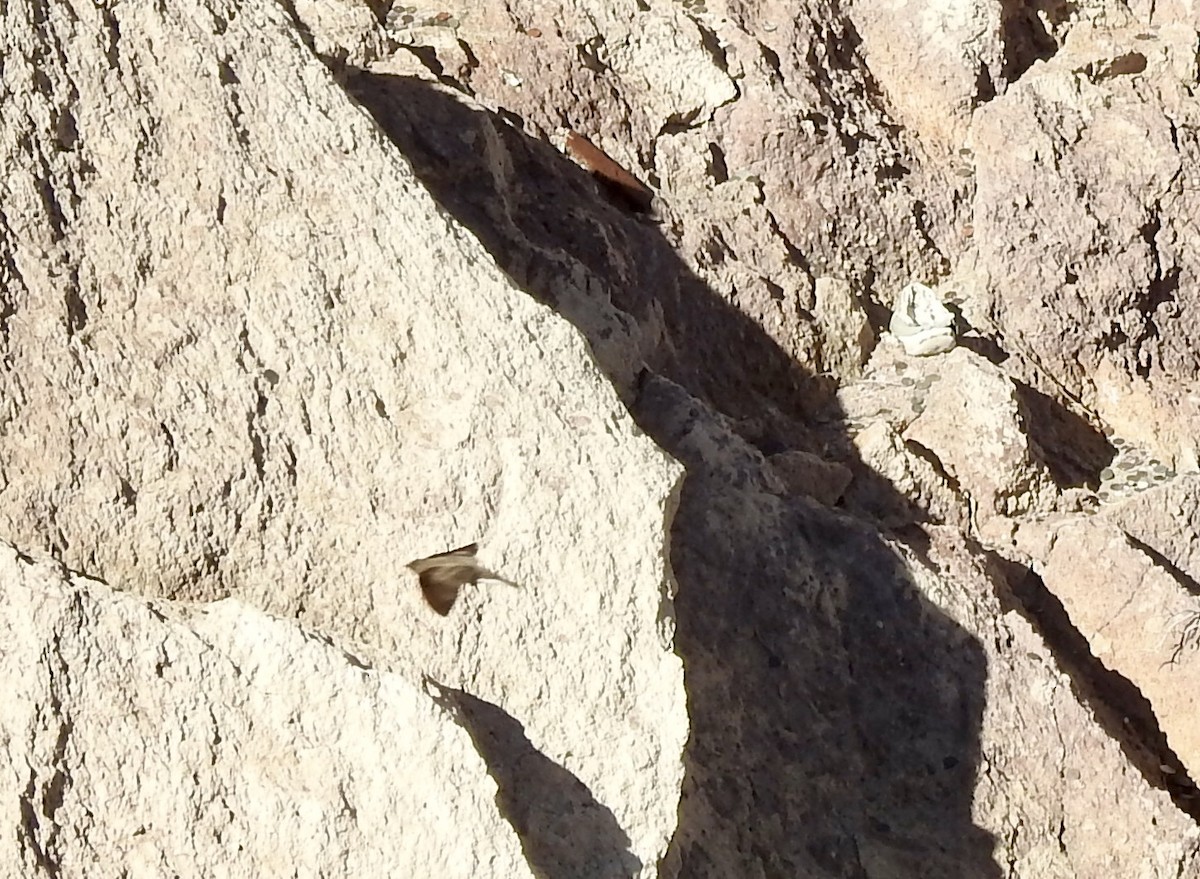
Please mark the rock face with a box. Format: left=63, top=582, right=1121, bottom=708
left=3, top=0, right=1200, bottom=876
left=1, top=545, right=540, bottom=878
left=0, top=1, right=684, bottom=876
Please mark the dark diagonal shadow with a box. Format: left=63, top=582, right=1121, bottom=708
left=426, top=679, right=643, bottom=879
left=347, top=71, right=1000, bottom=878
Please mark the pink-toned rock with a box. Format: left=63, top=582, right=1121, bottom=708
left=1016, top=514, right=1200, bottom=772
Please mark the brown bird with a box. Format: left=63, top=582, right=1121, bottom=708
left=407, top=543, right=517, bottom=615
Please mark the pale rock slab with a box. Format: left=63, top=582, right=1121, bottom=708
left=968, top=15, right=1200, bottom=458
left=1091, top=359, right=1200, bottom=472
left=293, top=0, right=390, bottom=64
left=828, top=342, right=1065, bottom=530
left=0, top=0, right=686, bottom=874
left=1013, top=512, right=1200, bottom=774
left=0, top=544, right=536, bottom=879
left=844, top=420, right=966, bottom=529
left=812, top=276, right=873, bottom=379
left=849, top=0, right=1005, bottom=150
left=921, top=527, right=1200, bottom=879
left=903, top=347, right=1060, bottom=521
left=1104, top=475, right=1200, bottom=584
left=606, top=9, right=739, bottom=126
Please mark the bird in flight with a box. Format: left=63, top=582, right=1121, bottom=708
left=407, top=543, right=518, bottom=615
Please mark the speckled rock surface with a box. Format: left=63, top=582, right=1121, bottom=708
left=0, top=545, right=538, bottom=879
left=964, top=18, right=1200, bottom=468
left=1106, top=476, right=1200, bottom=582
left=1013, top=514, right=1200, bottom=774
left=0, top=0, right=684, bottom=875
left=902, top=347, right=1060, bottom=520
left=4, top=0, right=1200, bottom=876
left=637, top=377, right=1200, bottom=878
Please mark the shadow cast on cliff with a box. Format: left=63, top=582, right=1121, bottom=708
left=426, top=679, right=642, bottom=879
left=347, top=71, right=1000, bottom=879
left=985, top=551, right=1200, bottom=816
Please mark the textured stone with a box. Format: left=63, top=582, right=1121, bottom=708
left=966, top=18, right=1200, bottom=464
left=1014, top=513, right=1200, bottom=776
left=0, top=0, right=685, bottom=875
left=637, top=380, right=1200, bottom=878
left=919, top=528, right=1199, bottom=879
left=765, top=448, right=853, bottom=506
left=844, top=419, right=966, bottom=529
left=812, top=276, right=873, bottom=379
left=852, top=0, right=1005, bottom=150
left=4, top=0, right=1200, bottom=876
left=904, top=348, right=1060, bottom=520
left=1105, top=476, right=1200, bottom=584
left=0, top=545, right=538, bottom=879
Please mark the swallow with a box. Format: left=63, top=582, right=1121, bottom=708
left=407, top=543, right=518, bottom=615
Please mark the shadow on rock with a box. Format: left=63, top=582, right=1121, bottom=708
left=427, top=680, right=642, bottom=879
left=985, top=551, right=1200, bottom=816
left=349, top=72, right=1000, bottom=878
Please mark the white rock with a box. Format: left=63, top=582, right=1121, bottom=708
left=889, top=281, right=958, bottom=356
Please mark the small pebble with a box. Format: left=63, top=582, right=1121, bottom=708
left=1100, top=468, right=1115, bottom=480
left=527, top=27, right=542, bottom=37
left=435, top=11, right=452, bottom=22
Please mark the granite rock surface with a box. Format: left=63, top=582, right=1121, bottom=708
left=4, top=0, right=1200, bottom=876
